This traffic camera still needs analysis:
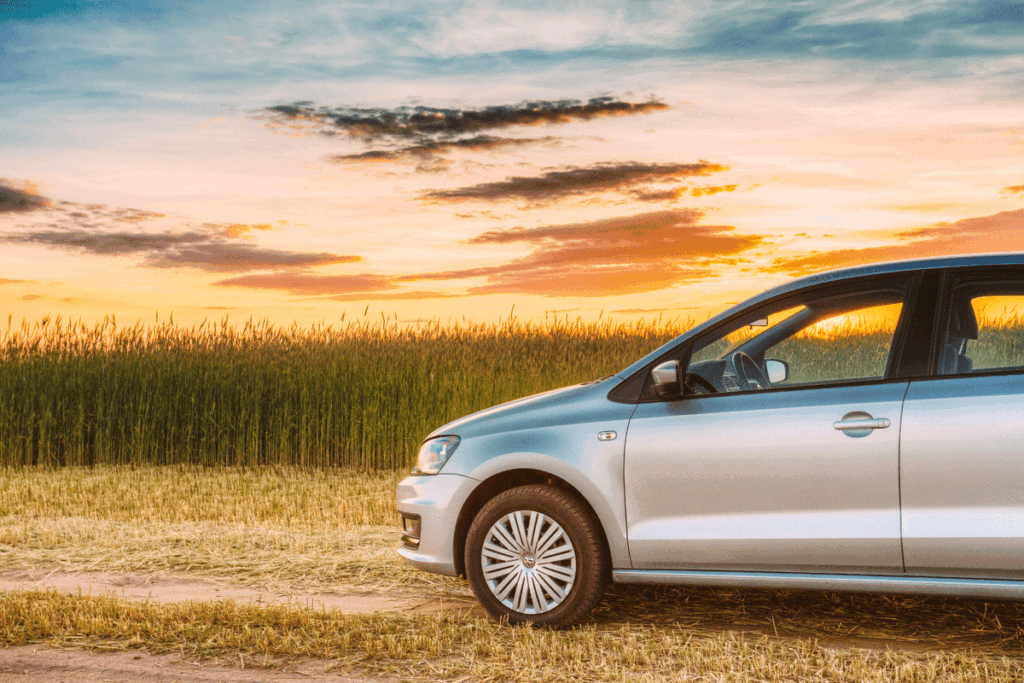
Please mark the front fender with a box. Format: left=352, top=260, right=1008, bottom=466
left=443, top=424, right=632, bottom=569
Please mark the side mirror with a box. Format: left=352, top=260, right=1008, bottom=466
left=765, top=359, right=789, bottom=383
left=651, top=360, right=683, bottom=400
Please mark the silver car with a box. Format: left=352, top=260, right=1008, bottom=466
left=397, top=253, right=1024, bottom=626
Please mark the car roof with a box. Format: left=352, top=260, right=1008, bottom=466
left=756, top=251, right=1024, bottom=302
left=614, top=251, right=1024, bottom=381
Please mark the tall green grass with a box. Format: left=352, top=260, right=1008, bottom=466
left=0, top=314, right=682, bottom=468
left=2, top=311, right=1021, bottom=469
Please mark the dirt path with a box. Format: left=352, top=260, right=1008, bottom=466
left=0, top=646, right=397, bottom=683
left=0, top=569, right=482, bottom=616
left=1, top=569, right=482, bottom=681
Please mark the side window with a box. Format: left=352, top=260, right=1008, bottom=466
left=941, top=284, right=1024, bottom=375
left=766, top=303, right=903, bottom=384
left=684, top=278, right=910, bottom=394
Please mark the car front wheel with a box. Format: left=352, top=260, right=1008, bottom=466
left=465, top=484, right=607, bottom=627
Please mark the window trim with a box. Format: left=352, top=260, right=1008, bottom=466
left=609, top=271, right=925, bottom=404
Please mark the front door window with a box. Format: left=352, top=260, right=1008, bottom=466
left=685, top=280, right=908, bottom=394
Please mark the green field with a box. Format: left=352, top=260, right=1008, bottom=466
left=1, top=313, right=1021, bottom=468
left=0, top=315, right=683, bottom=468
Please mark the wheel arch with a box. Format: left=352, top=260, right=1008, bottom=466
left=453, top=468, right=612, bottom=579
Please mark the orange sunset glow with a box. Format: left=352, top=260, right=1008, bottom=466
left=3, top=2, right=1024, bottom=328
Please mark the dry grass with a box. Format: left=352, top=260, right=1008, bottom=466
left=3, top=590, right=1024, bottom=682
left=0, top=464, right=401, bottom=528
left=0, top=465, right=463, bottom=595
left=6, top=465, right=1024, bottom=664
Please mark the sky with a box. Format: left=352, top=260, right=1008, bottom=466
left=2, top=0, right=1023, bottom=328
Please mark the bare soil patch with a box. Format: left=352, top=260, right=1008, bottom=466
left=0, top=569, right=483, bottom=617
left=0, top=646, right=394, bottom=683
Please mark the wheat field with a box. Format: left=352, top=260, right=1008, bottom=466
left=1, top=312, right=1021, bottom=469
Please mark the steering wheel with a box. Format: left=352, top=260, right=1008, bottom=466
left=731, top=351, right=771, bottom=391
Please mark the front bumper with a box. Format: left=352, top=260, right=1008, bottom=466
left=396, top=472, right=476, bottom=577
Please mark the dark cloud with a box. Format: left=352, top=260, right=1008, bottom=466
left=6, top=229, right=210, bottom=255
left=422, top=161, right=727, bottom=202
left=266, top=97, right=668, bottom=140
left=146, top=243, right=357, bottom=272
left=212, top=272, right=395, bottom=295
left=2, top=228, right=358, bottom=272
left=465, top=208, right=706, bottom=246
left=401, top=209, right=765, bottom=297
left=772, top=209, right=1024, bottom=275
left=0, top=180, right=49, bottom=213
left=1002, top=184, right=1024, bottom=195
left=1, top=186, right=355, bottom=273
left=630, top=188, right=685, bottom=202
left=329, top=135, right=553, bottom=163
left=3, top=229, right=360, bottom=272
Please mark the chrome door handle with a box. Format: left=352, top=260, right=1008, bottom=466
left=833, top=418, right=890, bottom=431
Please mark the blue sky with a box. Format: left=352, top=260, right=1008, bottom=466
left=2, top=0, right=1023, bottom=325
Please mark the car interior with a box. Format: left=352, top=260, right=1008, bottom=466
left=687, top=287, right=907, bottom=393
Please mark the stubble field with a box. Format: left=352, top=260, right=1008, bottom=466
left=3, top=466, right=1024, bottom=681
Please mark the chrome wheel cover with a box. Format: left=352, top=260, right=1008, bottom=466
left=480, top=510, right=577, bottom=614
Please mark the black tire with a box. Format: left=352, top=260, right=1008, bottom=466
left=464, top=484, right=608, bottom=627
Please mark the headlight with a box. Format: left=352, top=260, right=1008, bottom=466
left=414, top=435, right=461, bottom=474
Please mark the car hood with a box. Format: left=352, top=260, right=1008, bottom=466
left=426, top=374, right=628, bottom=441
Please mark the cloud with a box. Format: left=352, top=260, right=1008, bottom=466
left=265, top=97, right=668, bottom=140
left=1, top=186, right=357, bottom=272
left=204, top=222, right=277, bottom=238
left=630, top=187, right=686, bottom=202
left=693, top=4, right=1024, bottom=61
left=328, top=135, right=554, bottom=164
left=146, top=243, right=357, bottom=272
left=6, top=229, right=211, bottom=255
left=0, top=180, right=49, bottom=213
left=629, top=184, right=740, bottom=202
left=4, top=190, right=169, bottom=231
left=212, top=272, right=394, bottom=295
left=464, top=263, right=714, bottom=297
left=0, top=278, right=26, bottom=285
left=689, top=184, right=738, bottom=197
left=323, top=290, right=458, bottom=301
left=1002, top=184, right=1024, bottom=195
left=269, top=96, right=666, bottom=173
left=772, top=209, right=1024, bottom=275
left=421, top=161, right=727, bottom=202
left=402, top=209, right=765, bottom=296
left=3, top=228, right=357, bottom=273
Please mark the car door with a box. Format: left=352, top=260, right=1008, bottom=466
left=901, top=267, right=1024, bottom=579
left=624, top=275, right=915, bottom=573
